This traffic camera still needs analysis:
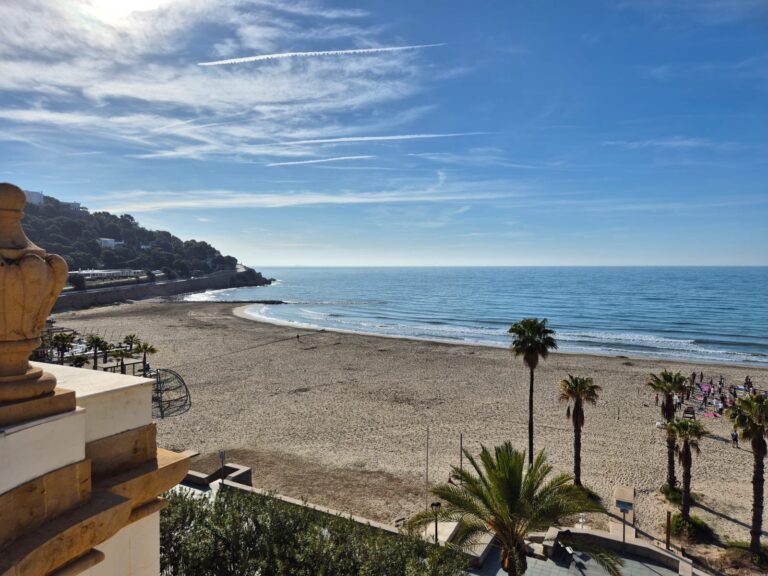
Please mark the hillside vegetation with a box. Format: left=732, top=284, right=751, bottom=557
left=24, top=196, right=238, bottom=277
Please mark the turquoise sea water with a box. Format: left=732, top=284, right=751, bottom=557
left=185, top=267, right=768, bottom=366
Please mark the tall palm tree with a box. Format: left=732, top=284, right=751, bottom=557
left=727, top=395, right=768, bottom=555
left=508, top=318, right=558, bottom=467
left=647, top=370, right=687, bottom=488
left=68, top=354, right=90, bottom=368
left=85, top=334, right=106, bottom=370
left=51, top=332, right=76, bottom=364
left=123, top=334, right=140, bottom=352
left=100, top=340, right=112, bottom=364
left=136, top=341, right=158, bottom=375
left=666, top=418, right=707, bottom=527
left=408, top=444, right=621, bottom=576
left=559, top=375, right=601, bottom=486
left=110, top=349, right=131, bottom=375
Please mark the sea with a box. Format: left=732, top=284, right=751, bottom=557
left=184, top=267, right=768, bottom=366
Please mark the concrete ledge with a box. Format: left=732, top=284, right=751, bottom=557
left=86, top=424, right=157, bottom=478
left=0, top=459, right=91, bottom=550
left=32, top=363, right=152, bottom=443
left=49, top=550, right=105, bottom=576
left=0, top=491, right=132, bottom=576
left=0, top=388, right=76, bottom=428
left=0, top=408, right=86, bottom=495
left=95, top=448, right=192, bottom=514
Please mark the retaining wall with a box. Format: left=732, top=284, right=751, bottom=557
left=52, top=271, right=238, bottom=312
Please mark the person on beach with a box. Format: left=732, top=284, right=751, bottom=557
left=700, top=371, right=704, bottom=382
left=655, top=393, right=659, bottom=406
left=731, top=430, right=739, bottom=447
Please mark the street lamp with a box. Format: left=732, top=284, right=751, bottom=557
left=430, top=501, right=441, bottom=544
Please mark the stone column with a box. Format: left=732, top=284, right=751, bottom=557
left=0, top=183, right=69, bottom=416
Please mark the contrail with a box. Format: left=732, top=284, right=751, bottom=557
left=198, top=43, right=445, bottom=66
left=266, top=155, right=374, bottom=167
left=282, top=132, right=487, bottom=146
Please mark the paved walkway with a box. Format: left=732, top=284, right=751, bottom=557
left=469, top=547, right=678, bottom=576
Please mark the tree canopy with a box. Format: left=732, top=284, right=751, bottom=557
left=24, top=195, right=238, bottom=275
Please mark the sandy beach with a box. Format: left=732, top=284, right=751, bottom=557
left=54, top=300, right=768, bottom=544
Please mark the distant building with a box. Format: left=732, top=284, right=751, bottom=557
left=61, top=200, right=87, bottom=211
left=98, top=237, right=125, bottom=249
left=23, top=190, right=44, bottom=205
left=22, top=190, right=87, bottom=211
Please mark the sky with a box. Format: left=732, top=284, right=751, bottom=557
left=1, top=0, right=767, bottom=266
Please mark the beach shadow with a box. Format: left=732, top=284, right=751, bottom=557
left=695, top=501, right=768, bottom=536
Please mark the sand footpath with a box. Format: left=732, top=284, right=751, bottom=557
left=54, top=300, right=768, bottom=542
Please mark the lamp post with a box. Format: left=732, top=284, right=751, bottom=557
left=430, top=501, right=441, bottom=544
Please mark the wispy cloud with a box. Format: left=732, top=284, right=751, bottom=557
left=97, top=188, right=511, bottom=213
left=409, top=148, right=549, bottom=169
left=198, top=43, right=445, bottom=66
left=266, top=155, right=374, bottom=166
left=284, top=133, right=487, bottom=146
left=0, top=1, right=453, bottom=163
left=603, top=136, right=732, bottom=150
left=617, top=0, right=767, bottom=25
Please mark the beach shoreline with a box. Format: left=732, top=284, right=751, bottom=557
left=54, top=300, right=768, bottom=545
left=233, top=302, right=765, bottom=369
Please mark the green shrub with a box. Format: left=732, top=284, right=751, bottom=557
left=161, top=488, right=467, bottom=576
left=670, top=512, right=714, bottom=542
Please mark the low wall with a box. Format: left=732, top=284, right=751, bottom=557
left=52, top=271, right=238, bottom=312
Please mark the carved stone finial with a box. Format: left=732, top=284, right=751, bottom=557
left=0, top=183, right=68, bottom=402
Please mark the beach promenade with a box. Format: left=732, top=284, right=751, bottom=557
left=54, top=300, right=768, bottom=547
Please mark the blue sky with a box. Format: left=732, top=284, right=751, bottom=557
left=1, top=0, right=766, bottom=266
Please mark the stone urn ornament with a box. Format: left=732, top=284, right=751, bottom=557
left=0, top=183, right=68, bottom=403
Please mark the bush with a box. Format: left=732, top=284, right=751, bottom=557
left=161, top=488, right=467, bottom=576
left=68, top=273, right=86, bottom=291
left=670, top=512, right=715, bottom=542
left=721, top=541, right=768, bottom=571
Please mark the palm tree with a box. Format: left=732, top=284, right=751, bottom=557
left=647, top=370, right=687, bottom=488
left=85, top=334, right=106, bottom=370
left=68, top=354, right=90, bottom=368
left=123, top=334, right=140, bottom=352
left=727, top=394, right=768, bottom=556
left=559, top=375, right=601, bottom=486
left=110, top=349, right=131, bottom=375
left=51, top=332, right=76, bottom=364
left=408, top=443, right=621, bottom=576
left=508, top=318, right=557, bottom=467
left=100, top=340, right=112, bottom=364
left=136, top=341, right=158, bottom=375
left=666, top=418, right=707, bottom=527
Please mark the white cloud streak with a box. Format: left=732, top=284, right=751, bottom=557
left=198, top=43, right=445, bottom=66
left=283, top=132, right=487, bottom=145
left=97, top=189, right=510, bottom=213
left=603, top=137, right=730, bottom=150
left=266, top=155, right=374, bottom=166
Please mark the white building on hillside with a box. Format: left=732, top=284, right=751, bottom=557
left=98, top=238, right=125, bottom=249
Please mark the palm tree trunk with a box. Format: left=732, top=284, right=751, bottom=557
left=574, top=421, right=582, bottom=486
left=528, top=367, right=534, bottom=467
left=750, top=446, right=765, bottom=555
left=666, top=433, right=677, bottom=488
left=681, top=444, right=691, bottom=523
left=501, top=543, right=528, bottom=575
left=92, top=349, right=98, bottom=370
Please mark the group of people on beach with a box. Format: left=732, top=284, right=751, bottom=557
left=654, top=371, right=760, bottom=423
